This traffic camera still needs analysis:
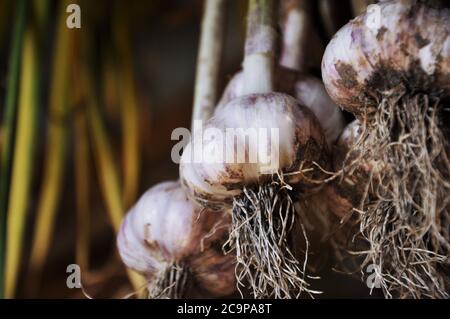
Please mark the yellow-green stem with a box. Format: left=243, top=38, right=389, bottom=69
left=28, top=0, right=76, bottom=289
left=5, top=27, right=39, bottom=299
left=0, top=0, right=27, bottom=298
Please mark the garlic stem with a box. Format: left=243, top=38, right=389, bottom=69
left=243, top=0, right=276, bottom=95
left=191, top=0, right=225, bottom=130
left=279, top=0, right=310, bottom=72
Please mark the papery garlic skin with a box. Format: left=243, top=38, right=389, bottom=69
left=294, top=75, right=345, bottom=146
left=180, top=92, right=328, bottom=211
left=117, top=181, right=236, bottom=297
left=216, top=70, right=344, bottom=146
left=322, top=0, right=450, bottom=116
left=216, top=72, right=244, bottom=112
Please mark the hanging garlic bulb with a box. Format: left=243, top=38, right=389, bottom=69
left=117, top=181, right=236, bottom=298
left=181, top=93, right=328, bottom=298
left=322, top=0, right=450, bottom=299
left=181, top=0, right=329, bottom=299
left=293, top=75, right=344, bottom=146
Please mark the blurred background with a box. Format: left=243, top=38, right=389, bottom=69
left=0, top=0, right=390, bottom=298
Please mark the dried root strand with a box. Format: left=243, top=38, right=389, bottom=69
left=225, top=175, right=319, bottom=299
left=343, top=92, right=450, bottom=298
left=148, top=262, right=190, bottom=299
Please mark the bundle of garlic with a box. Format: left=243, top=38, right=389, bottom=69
left=180, top=0, right=329, bottom=298
left=322, top=0, right=450, bottom=298
left=117, top=181, right=236, bottom=298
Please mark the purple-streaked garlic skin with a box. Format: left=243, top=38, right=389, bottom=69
left=180, top=92, right=328, bottom=211
left=117, top=181, right=236, bottom=297
left=322, top=0, right=450, bottom=117
left=216, top=69, right=344, bottom=146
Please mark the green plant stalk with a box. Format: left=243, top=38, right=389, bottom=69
left=0, top=0, right=27, bottom=299
left=4, top=27, right=39, bottom=299
left=74, top=108, right=90, bottom=271
left=70, top=28, right=91, bottom=273
left=84, top=61, right=147, bottom=297
left=80, top=4, right=146, bottom=294
left=87, top=102, right=123, bottom=232
left=81, top=40, right=122, bottom=231
left=28, top=0, right=74, bottom=283
left=112, top=5, right=141, bottom=209
left=119, top=58, right=140, bottom=209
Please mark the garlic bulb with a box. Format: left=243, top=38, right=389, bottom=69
left=181, top=92, right=328, bottom=212
left=294, top=75, right=345, bottom=146
left=322, top=0, right=450, bottom=299
left=180, top=92, right=328, bottom=298
left=322, top=0, right=450, bottom=117
left=332, top=119, right=361, bottom=170
left=180, top=0, right=330, bottom=299
left=117, top=181, right=235, bottom=298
